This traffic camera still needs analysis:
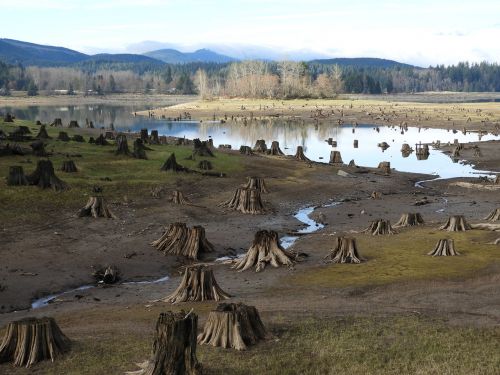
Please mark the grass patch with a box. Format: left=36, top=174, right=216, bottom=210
left=289, top=228, right=500, bottom=288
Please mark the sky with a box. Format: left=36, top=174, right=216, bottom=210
left=2, top=0, right=500, bottom=66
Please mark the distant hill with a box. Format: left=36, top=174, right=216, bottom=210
left=310, top=57, right=416, bottom=69
left=86, top=53, right=162, bottom=64
left=144, top=48, right=236, bottom=64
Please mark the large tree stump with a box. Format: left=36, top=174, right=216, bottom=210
left=68, top=120, right=79, bottom=128
left=324, top=236, right=365, bottom=263
left=233, top=230, right=296, bottom=272
left=30, top=140, right=48, bottom=157
left=27, top=160, right=68, bottom=191
left=133, top=138, right=148, bottom=159
left=294, top=146, right=310, bottom=162
left=484, top=208, right=500, bottom=222
left=35, top=125, right=50, bottom=139
left=150, top=130, right=160, bottom=144
left=163, top=265, right=230, bottom=303
left=169, top=190, right=191, bottom=205
left=362, top=219, right=396, bottom=235
left=439, top=215, right=471, bottom=232
left=161, top=153, right=187, bottom=172
left=220, top=188, right=265, bottom=214
left=57, top=132, right=70, bottom=142
left=193, top=138, right=214, bottom=157
left=378, top=161, right=391, bottom=175
left=115, top=134, right=130, bottom=156
left=140, top=128, right=149, bottom=143
left=50, top=118, right=62, bottom=127
left=253, top=139, right=267, bottom=153
left=267, top=141, right=284, bottom=156
left=239, top=146, right=253, bottom=155
left=428, top=239, right=460, bottom=256
left=94, top=134, right=109, bottom=146
left=78, top=194, right=115, bottom=218
left=329, top=151, right=343, bottom=164
left=6, top=166, right=28, bottom=186
left=61, top=160, right=78, bottom=173
left=198, top=160, right=212, bottom=170
left=394, top=212, right=424, bottom=228
left=151, top=223, right=214, bottom=260
left=127, top=312, right=201, bottom=375
left=198, top=303, right=267, bottom=351
left=0, top=317, right=70, bottom=367
left=243, top=177, right=269, bottom=193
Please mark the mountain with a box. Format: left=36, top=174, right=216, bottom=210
left=86, top=54, right=162, bottom=64
left=310, top=57, right=416, bottom=69
left=144, top=48, right=236, bottom=64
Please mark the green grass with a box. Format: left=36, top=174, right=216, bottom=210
left=0, top=119, right=243, bottom=223
left=288, top=228, right=500, bottom=288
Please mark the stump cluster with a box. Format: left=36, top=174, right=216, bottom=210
left=363, top=219, right=396, bottom=235
left=439, top=215, right=471, bottom=232
left=428, top=239, right=460, bottom=256
left=220, top=187, right=265, bottom=214
left=72, top=134, right=85, bottom=142
left=27, top=160, right=68, bottom=191
left=324, top=236, right=364, bottom=263
left=394, top=212, right=424, bottom=228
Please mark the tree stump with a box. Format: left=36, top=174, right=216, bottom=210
left=253, top=139, right=267, bottom=153
left=127, top=311, right=201, bottom=375
left=428, top=239, right=460, bottom=256
left=294, top=146, right=310, bottom=162
left=115, top=134, right=130, bottom=156
left=6, top=166, right=28, bottom=186
left=140, top=128, right=149, bottom=143
left=78, top=195, right=115, bottom=218
left=57, top=131, right=70, bottom=142
left=243, top=177, right=269, bottom=193
left=150, top=130, right=160, bottom=144
left=198, top=303, right=267, bottom=351
left=94, top=134, right=109, bottom=146
left=0, top=317, right=70, bottom=367
left=198, top=160, right=212, bottom=170
left=329, top=151, right=343, bottom=164
left=267, top=141, right=284, bottom=156
left=163, top=265, right=230, bottom=303
left=72, top=134, right=85, bottom=142
left=494, top=175, right=499, bottom=185
left=362, top=219, right=396, bottom=235
left=151, top=223, right=214, bottom=260
left=105, top=131, right=115, bottom=140
left=161, top=153, right=187, bottom=172
left=133, top=138, right=148, bottom=159
left=30, top=140, right=48, bottom=157
left=484, top=208, right=500, bottom=222
left=50, top=118, right=62, bottom=127
left=378, top=161, right=391, bottom=175
left=439, top=215, right=471, bottom=232
left=68, top=120, right=79, bottom=128
left=35, top=125, right=50, bottom=139
left=193, top=138, right=214, bottom=157
left=3, top=113, right=14, bottom=122
left=27, top=160, right=68, bottom=191
left=220, top=188, right=265, bottom=214
left=61, top=160, right=78, bottom=173
left=394, top=212, right=424, bottom=227
left=370, top=191, right=382, bottom=199
left=348, top=160, right=356, bottom=167
left=233, top=230, right=296, bottom=272
left=324, top=236, right=365, bottom=263
left=93, top=265, right=119, bottom=284
left=239, top=146, right=253, bottom=155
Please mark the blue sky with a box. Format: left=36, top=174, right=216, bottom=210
left=2, top=0, right=500, bottom=66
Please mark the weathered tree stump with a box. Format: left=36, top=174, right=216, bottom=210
left=394, top=212, right=424, bottom=227
left=378, top=161, right=391, bottom=175
left=484, top=208, right=500, bottom=222
left=198, top=160, right=212, bottom=170
left=68, top=120, right=79, bottom=128
left=6, top=166, right=28, bottom=186
left=161, top=153, right=187, bottom=172
left=324, top=236, right=364, bottom=263
left=61, top=160, right=78, bottom=173
left=127, top=311, right=201, bottom=375
left=193, top=138, right=214, bottom=157
left=151, top=223, right=214, bottom=260
left=35, top=125, right=50, bottom=139
left=78, top=195, right=115, bottom=218
left=362, top=219, right=396, bottom=235
left=115, top=134, right=130, bottom=155
left=57, top=131, right=70, bottom=142
left=140, top=128, right=149, bottom=143
left=439, top=215, right=471, bottom=232
left=169, top=190, right=191, bottom=205
left=163, top=265, right=230, bottom=303
left=220, top=188, right=265, bottom=214
left=50, top=118, right=62, bottom=127
left=428, top=239, right=460, bottom=256
left=105, top=131, right=115, bottom=140
left=94, top=134, right=109, bottom=146
left=30, top=140, right=48, bottom=157
left=72, top=134, right=85, bottom=142
left=267, top=141, right=284, bottom=156
left=0, top=317, right=70, bottom=367
left=133, top=138, right=148, bottom=159
left=243, top=177, right=269, bottom=193
left=150, top=130, right=160, bottom=144
left=294, top=146, right=310, bottom=162
left=3, top=113, right=14, bottom=122
left=93, top=265, right=119, bottom=284
left=27, top=160, right=68, bottom=191
left=329, top=151, right=343, bottom=164
left=348, top=159, right=356, bottom=167
left=233, top=230, right=296, bottom=272
left=239, top=146, right=253, bottom=155
left=150, top=185, right=166, bottom=199
left=198, top=303, right=267, bottom=350
left=253, top=139, right=267, bottom=153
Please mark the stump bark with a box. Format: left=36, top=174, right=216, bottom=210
left=329, top=151, right=343, bottom=164
left=57, top=132, right=70, bottom=142
left=439, top=215, right=471, bottom=232
left=27, top=160, right=68, bottom=191
left=78, top=196, right=115, bottom=218
left=394, top=212, right=424, bottom=227
left=127, top=312, right=201, bottom=375
left=133, top=138, right=148, bottom=159
left=428, top=239, right=460, bottom=256
left=378, top=161, right=391, bottom=175
left=93, top=265, right=119, bottom=284
left=484, top=208, right=500, bottom=222
left=193, top=139, right=214, bottom=157
left=161, top=153, right=187, bottom=172
left=6, top=166, right=28, bottom=186
left=169, top=190, right=191, bottom=205
left=239, top=146, right=253, bottom=155
left=140, top=128, right=149, bottom=143
left=35, top=125, right=50, bottom=139
left=253, top=139, right=267, bottom=153
left=243, top=177, right=269, bottom=193
left=362, top=219, right=396, bottom=235
left=163, top=265, right=230, bottom=303
left=0, top=317, right=70, bottom=367
left=115, top=134, right=130, bottom=156
left=324, top=236, right=364, bottom=263
left=151, top=223, right=214, bottom=260
left=267, top=141, right=284, bottom=156
left=198, top=160, right=212, bottom=170
left=198, top=303, right=267, bottom=350
left=50, top=118, right=62, bottom=127
left=233, top=230, right=296, bottom=272
left=294, top=146, right=310, bottom=162
left=30, top=140, right=48, bottom=157
left=61, top=160, right=78, bottom=173
left=220, top=188, right=265, bottom=214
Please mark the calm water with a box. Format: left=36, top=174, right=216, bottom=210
left=3, top=104, right=499, bottom=179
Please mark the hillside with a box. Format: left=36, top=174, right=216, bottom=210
left=144, top=48, right=236, bottom=64
left=310, top=57, right=416, bottom=69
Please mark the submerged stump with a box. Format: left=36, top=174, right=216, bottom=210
left=439, top=215, right=471, bottom=232
left=428, top=239, right=460, bottom=256
left=324, top=236, right=365, bottom=264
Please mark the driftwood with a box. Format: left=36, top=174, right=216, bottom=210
left=161, top=153, right=187, bottom=172
left=267, top=141, right=284, bottom=156
left=233, top=230, right=296, bottom=272
left=239, top=146, right=253, bottom=155
left=294, top=146, right=310, bottom=162
left=198, top=303, right=267, bottom=350
left=470, top=223, right=500, bottom=231
left=324, top=236, right=364, bottom=263
left=27, top=160, right=68, bottom=191
left=0, top=317, right=70, bottom=367
left=163, top=265, right=230, bottom=304
left=220, top=188, right=265, bottom=214
left=378, top=161, right=391, bottom=175
left=115, top=134, right=130, bottom=156
left=484, top=208, right=500, bottom=222
left=30, top=140, right=48, bottom=157
left=428, top=239, right=460, bottom=256
left=35, top=125, right=50, bottom=139
left=243, top=177, right=269, bottom=193
left=198, top=160, right=212, bottom=170
left=253, top=139, right=267, bottom=153
left=78, top=196, right=115, bottom=218
left=151, top=223, right=214, bottom=260
left=57, top=131, right=70, bottom=142
left=439, top=215, right=471, bottom=232
left=394, top=212, right=424, bottom=228
left=127, top=312, right=201, bottom=375
left=329, top=151, right=343, bottom=164
left=362, top=219, right=396, bottom=235
left=61, top=160, right=78, bottom=173
left=6, top=166, right=28, bottom=186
